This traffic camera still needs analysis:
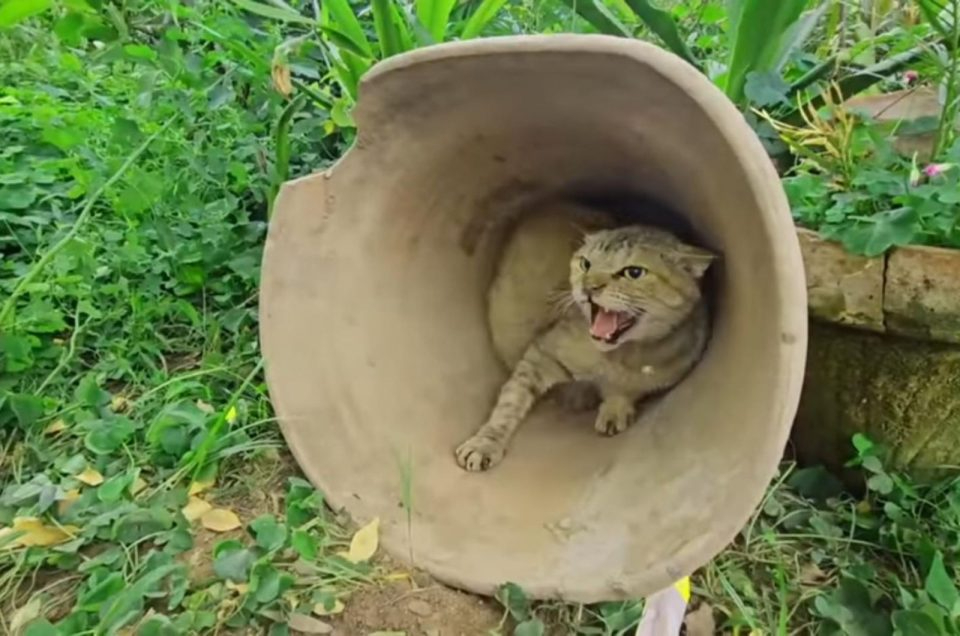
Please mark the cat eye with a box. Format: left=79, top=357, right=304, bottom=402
left=621, top=266, right=646, bottom=279
left=579, top=257, right=591, bottom=271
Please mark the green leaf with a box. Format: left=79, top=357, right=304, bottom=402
left=744, top=70, right=790, bottom=107
left=814, top=578, right=892, bottom=636
left=415, top=0, right=456, bottom=41
left=918, top=0, right=954, bottom=39
left=85, top=417, right=136, bottom=455
left=0, top=333, right=35, bottom=372
left=321, top=0, right=373, bottom=58
left=724, top=0, right=808, bottom=105
left=291, top=529, right=318, bottom=560
left=840, top=208, right=921, bottom=257
left=0, top=0, right=53, bottom=28
left=496, top=582, right=531, bottom=622
left=229, top=0, right=315, bottom=24
left=371, top=0, right=405, bottom=58
left=514, top=619, right=545, bottom=636
left=138, top=613, right=179, bottom=636
left=866, top=473, right=894, bottom=495
left=10, top=393, right=43, bottom=427
left=213, top=545, right=256, bottom=583
left=892, top=610, right=943, bottom=636
left=925, top=552, right=960, bottom=612
left=98, top=472, right=133, bottom=503
left=23, top=620, right=60, bottom=636
left=249, top=515, right=288, bottom=552
left=75, top=374, right=110, bottom=407
left=320, top=26, right=372, bottom=60
left=571, top=0, right=633, bottom=37
left=252, top=563, right=284, bottom=603
left=622, top=0, right=698, bottom=68
left=460, top=0, right=509, bottom=39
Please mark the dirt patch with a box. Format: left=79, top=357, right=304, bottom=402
left=332, top=577, right=502, bottom=635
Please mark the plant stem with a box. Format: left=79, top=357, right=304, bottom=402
left=934, top=0, right=960, bottom=159
left=0, top=122, right=173, bottom=329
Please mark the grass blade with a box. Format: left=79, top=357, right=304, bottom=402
left=416, top=0, right=457, bottom=42
left=321, top=25, right=374, bottom=59
left=571, top=0, right=633, bottom=37
left=229, top=0, right=315, bottom=24
left=460, top=0, right=509, bottom=39
left=372, top=0, right=404, bottom=57
left=623, top=0, right=698, bottom=68
left=269, top=93, right=308, bottom=219
left=918, top=0, right=953, bottom=39
left=0, top=0, right=52, bottom=29
left=724, top=0, right=808, bottom=105
left=322, top=0, right=374, bottom=58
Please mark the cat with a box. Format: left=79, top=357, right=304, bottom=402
left=456, top=202, right=716, bottom=471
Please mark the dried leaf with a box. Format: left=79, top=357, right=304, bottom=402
left=182, top=496, right=213, bottom=522
left=272, top=63, right=293, bottom=97
left=44, top=419, right=67, bottom=434
left=287, top=614, right=333, bottom=634
left=76, top=467, right=104, bottom=486
left=130, top=477, right=148, bottom=496
left=3, top=517, right=80, bottom=547
left=226, top=580, right=249, bottom=594
left=201, top=508, right=241, bottom=532
left=10, top=595, right=42, bottom=633
left=341, top=517, right=379, bottom=563
left=110, top=395, right=130, bottom=412
left=57, top=489, right=81, bottom=515
left=312, top=599, right=345, bottom=616
left=188, top=478, right=214, bottom=496
left=196, top=399, right=215, bottom=414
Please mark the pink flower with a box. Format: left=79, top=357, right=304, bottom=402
left=904, top=70, right=919, bottom=85
left=923, top=163, right=954, bottom=178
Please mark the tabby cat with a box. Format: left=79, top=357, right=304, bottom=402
left=456, top=202, right=716, bottom=471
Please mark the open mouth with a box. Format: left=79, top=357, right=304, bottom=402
left=589, top=302, right=640, bottom=345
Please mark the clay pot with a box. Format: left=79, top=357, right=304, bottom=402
left=260, top=35, right=806, bottom=602
left=794, top=228, right=960, bottom=472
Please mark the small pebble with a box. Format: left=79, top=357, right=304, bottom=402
left=407, top=599, right=433, bottom=617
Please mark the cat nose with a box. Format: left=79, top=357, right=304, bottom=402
left=586, top=283, right=605, bottom=295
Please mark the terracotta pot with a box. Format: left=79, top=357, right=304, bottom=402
left=260, top=35, right=807, bottom=601
left=795, top=228, right=960, bottom=472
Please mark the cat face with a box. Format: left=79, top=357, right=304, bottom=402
left=569, top=226, right=715, bottom=351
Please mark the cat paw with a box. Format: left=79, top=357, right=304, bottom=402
left=594, top=399, right=636, bottom=437
left=455, top=435, right=506, bottom=471
left=554, top=383, right=601, bottom=412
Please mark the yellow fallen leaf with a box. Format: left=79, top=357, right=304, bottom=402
left=225, top=405, right=238, bottom=424
left=110, top=395, right=130, bottom=412
left=10, top=595, right=42, bottom=634
left=182, top=496, right=213, bottom=522
left=312, top=599, right=345, bottom=616
left=383, top=572, right=411, bottom=582
left=76, top=467, right=104, bottom=486
left=340, top=517, right=379, bottom=563
left=201, top=508, right=241, bottom=532
left=188, top=478, right=214, bottom=496
left=226, top=581, right=249, bottom=594
left=4, top=517, right=79, bottom=547
left=272, top=63, right=293, bottom=97
left=130, top=477, right=148, bottom=496
left=44, top=419, right=67, bottom=434
left=57, top=489, right=81, bottom=516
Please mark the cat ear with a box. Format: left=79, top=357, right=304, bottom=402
left=673, top=244, right=717, bottom=278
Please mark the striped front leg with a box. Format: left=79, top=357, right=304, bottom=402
left=455, top=346, right=568, bottom=471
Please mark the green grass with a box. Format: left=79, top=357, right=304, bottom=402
left=2, top=1, right=960, bottom=635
